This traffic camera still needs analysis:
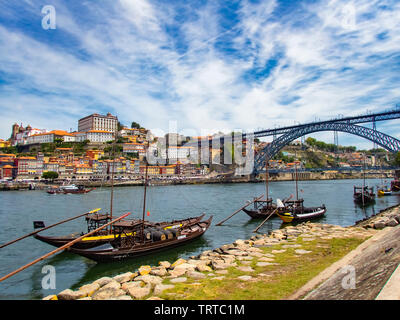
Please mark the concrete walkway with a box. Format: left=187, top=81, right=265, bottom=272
left=289, top=225, right=400, bottom=300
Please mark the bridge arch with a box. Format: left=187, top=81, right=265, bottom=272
left=254, top=122, right=400, bottom=174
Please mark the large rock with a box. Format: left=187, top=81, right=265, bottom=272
left=78, top=282, right=100, bottom=297
left=173, top=263, right=196, bottom=272
left=134, top=275, right=163, bottom=286
left=121, top=281, right=144, bottom=292
left=113, top=272, right=136, bottom=284
left=93, top=276, right=114, bottom=287
left=386, top=219, right=398, bottom=227
left=92, top=287, right=125, bottom=300
left=159, top=261, right=171, bottom=269
left=138, top=265, right=152, bottom=276
left=128, top=286, right=151, bottom=299
left=150, top=266, right=168, bottom=277
left=168, top=268, right=187, bottom=278
left=196, top=264, right=213, bottom=272
left=373, top=221, right=386, bottom=229
left=171, top=258, right=187, bottom=268
left=57, top=289, right=85, bottom=300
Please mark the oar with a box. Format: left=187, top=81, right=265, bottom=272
left=252, top=195, right=293, bottom=233
left=0, top=212, right=131, bottom=282
left=216, top=194, right=264, bottom=226
left=0, top=208, right=102, bottom=250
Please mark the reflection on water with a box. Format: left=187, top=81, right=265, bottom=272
left=0, top=178, right=398, bottom=299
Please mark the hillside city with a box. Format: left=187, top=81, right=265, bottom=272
left=0, top=112, right=397, bottom=182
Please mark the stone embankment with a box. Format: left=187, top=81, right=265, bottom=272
left=43, top=204, right=400, bottom=300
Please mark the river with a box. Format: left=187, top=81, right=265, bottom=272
left=0, top=178, right=398, bottom=299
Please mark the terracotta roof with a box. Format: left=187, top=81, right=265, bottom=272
left=87, top=130, right=113, bottom=134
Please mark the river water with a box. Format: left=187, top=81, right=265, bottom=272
left=0, top=178, right=398, bottom=300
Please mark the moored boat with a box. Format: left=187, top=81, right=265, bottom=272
left=33, top=213, right=206, bottom=249
left=377, top=187, right=392, bottom=196
left=242, top=198, right=277, bottom=218
left=276, top=200, right=326, bottom=223
left=353, top=186, right=375, bottom=205
left=67, top=216, right=213, bottom=262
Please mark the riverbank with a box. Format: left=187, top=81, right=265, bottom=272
left=2, top=169, right=394, bottom=191
left=43, top=203, right=400, bottom=301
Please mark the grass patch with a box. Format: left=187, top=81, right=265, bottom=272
left=159, top=236, right=368, bottom=300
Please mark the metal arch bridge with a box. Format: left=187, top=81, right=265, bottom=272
left=253, top=122, right=400, bottom=174
left=182, top=107, right=400, bottom=174
left=251, top=107, right=400, bottom=174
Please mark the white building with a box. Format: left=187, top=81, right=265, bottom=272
left=14, top=127, right=47, bottom=145
left=75, top=130, right=113, bottom=143
left=26, top=130, right=76, bottom=144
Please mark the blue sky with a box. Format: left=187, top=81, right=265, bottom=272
left=0, top=0, right=399, bottom=149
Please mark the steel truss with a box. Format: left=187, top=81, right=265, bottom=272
left=254, top=123, right=400, bottom=174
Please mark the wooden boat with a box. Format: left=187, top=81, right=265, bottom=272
left=242, top=156, right=277, bottom=218
left=33, top=213, right=206, bottom=249
left=391, top=169, right=400, bottom=191
left=391, top=182, right=400, bottom=191
left=276, top=199, right=326, bottom=223
left=353, top=153, right=375, bottom=206
left=242, top=199, right=277, bottom=218
left=67, top=216, right=213, bottom=262
left=353, top=186, right=375, bottom=205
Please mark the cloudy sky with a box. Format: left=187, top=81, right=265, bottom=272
left=0, top=0, right=399, bottom=149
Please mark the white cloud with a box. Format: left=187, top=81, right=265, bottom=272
left=0, top=0, right=399, bottom=150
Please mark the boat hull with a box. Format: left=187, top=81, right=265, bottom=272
left=33, top=214, right=206, bottom=249
left=242, top=207, right=277, bottom=219
left=68, top=217, right=212, bottom=262
left=277, top=206, right=326, bottom=223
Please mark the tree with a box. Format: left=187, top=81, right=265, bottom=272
left=42, top=171, right=59, bottom=181
left=394, top=152, right=400, bottom=167
left=131, top=121, right=141, bottom=129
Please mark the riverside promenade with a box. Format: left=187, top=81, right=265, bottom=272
left=44, top=204, right=400, bottom=301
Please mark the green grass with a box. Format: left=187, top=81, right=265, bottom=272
left=158, top=236, right=367, bottom=300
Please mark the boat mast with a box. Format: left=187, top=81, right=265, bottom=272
left=265, top=156, right=269, bottom=202
left=295, top=162, right=299, bottom=201
left=141, top=146, right=149, bottom=243
left=362, top=153, right=366, bottom=205
left=110, top=139, right=116, bottom=224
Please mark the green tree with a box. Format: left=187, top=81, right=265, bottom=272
left=42, top=171, right=59, bottom=181
left=131, top=121, right=141, bottom=129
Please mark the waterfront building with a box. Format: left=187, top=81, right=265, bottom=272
left=78, top=113, right=118, bottom=135
left=14, top=157, right=39, bottom=177
left=0, top=165, right=14, bottom=180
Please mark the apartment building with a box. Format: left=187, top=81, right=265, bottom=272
left=78, top=113, right=118, bottom=135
